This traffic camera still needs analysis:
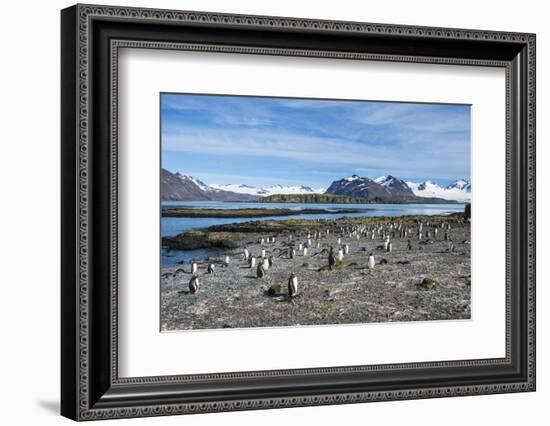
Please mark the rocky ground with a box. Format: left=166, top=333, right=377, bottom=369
left=161, top=216, right=471, bottom=331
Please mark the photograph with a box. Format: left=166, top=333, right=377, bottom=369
left=57, top=3, right=536, bottom=420
left=159, top=93, right=472, bottom=331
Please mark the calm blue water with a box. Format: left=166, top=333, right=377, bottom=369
left=161, top=201, right=464, bottom=268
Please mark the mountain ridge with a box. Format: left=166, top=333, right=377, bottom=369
left=161, top=168, right=470, bottom=203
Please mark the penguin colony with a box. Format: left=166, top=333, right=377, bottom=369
left=163, top=218, right=467, bottom=298
left=161, top=216, right=471, bottom=331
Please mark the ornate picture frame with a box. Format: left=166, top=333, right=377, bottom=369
left=61, top=4, right=536, bottom=421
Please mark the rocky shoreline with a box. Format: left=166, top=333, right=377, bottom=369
left=161, top=207, right=368, bottom=218
left=161, top=215, right=471, bottom=331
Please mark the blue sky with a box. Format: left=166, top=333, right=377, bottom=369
left=161, top=93, right=471, bottom=188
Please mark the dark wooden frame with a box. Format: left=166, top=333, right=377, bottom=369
left=61, top=4, right=536, bottom=421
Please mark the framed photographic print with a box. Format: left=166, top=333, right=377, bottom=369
left=61, top=4, right=536, bottom=421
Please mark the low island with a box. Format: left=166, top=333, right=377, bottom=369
left=161, top=206, right=369, bottom=218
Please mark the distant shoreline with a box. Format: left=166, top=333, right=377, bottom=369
left=161, top=207, right=370, bottom=218
left=255, top=193, right=460, bottom=204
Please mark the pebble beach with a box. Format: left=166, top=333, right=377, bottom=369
left=161, top=215, right=471, bottom=331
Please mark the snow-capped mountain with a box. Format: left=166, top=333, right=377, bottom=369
left=325, top=175, right=394, bottom=200
left=374, top=175, right=415, bottom=197
left=162, top=168, right=470, bottom=203
left=406, top=179, right=471, bottom=202
left=161, top=169, right=257, bottom=201
left=209, top=183, right=325, bottom=197
left=446, top=179, right=471, bottom=192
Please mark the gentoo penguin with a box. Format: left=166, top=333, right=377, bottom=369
left=367, top=253, right=375, bottom=270
left=224, top=255, right=230, bottom=266
left=256, top=263, right=265, bottom=278
left=262, top=256, right=270, bottom=271
left=298, top=243, right=303, bottom=251
left=288, top=273, right=298, bottom=297
left=328, top=247, right=336, bottom=270
left=243, top=247, right=250, bottom=261
left=268, top=256, right=274, bottom=268
left=249, top=257, right=256, bottom=268
left=303, top=247, right=308, bottom=257
left=444, top=231, right=449, bottom=241
left=260, top=238, right=265, bottom=245
left=191, top=261, right=198, bottom=274
left=383, top=240, right=389, bottom=251
left=261, top=249, right=266, bottom=258
left=207, top=263, right=215, bottom=274
left=307, top=238, right=312, bottom=247
left=337, top=248, right=344, bottom=262
left=189, top=275, right=199, bottom=294
left=337, top=237, right=341, bottom=244
left=344, top=244, right=349, bottom=255
left=407, top=239, right=413, bottom=250
left=290, top=248, right=296, bottom=259
left=448, top=240, right=454, bottom=253
left=387, top=242, right=393, bottom=253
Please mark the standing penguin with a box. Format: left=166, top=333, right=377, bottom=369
left=387, top=242, right=393, bottom=253
left=249, top=257, right=256, bottom=268
left=328, top=247, right=336, bottom=270
left=268, top=256, right=274, bottom=268
left=224, top=255, right=230, bottom=266
left=243, top=247, right=250, bottom=261
left=261, top=249, right=266, bottom=258
left=262, top=256, right=270, bottom=271
left=337, top=248, right=344, bottom=262
left=303, top=247, right=308, bottom=257
left=367, top=253, right=375, bottom=271
left=207, top=263, right=215, bottom=274
left=407, top=239, right=413, bottom=250
left=288, top=273, right=298, bottom=297
left=448, top=240, right=454, bottom=253
left=343, top=244, right=349, bottom=255
left=298, top=243, right=303, bottom=251
left=290, top=248, right=296, bottom=259
left=189, top=275, right=199, bottom=294
left=191, top=261, right=198, bottom=274
left=256, top=263, right=265, bottom=278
